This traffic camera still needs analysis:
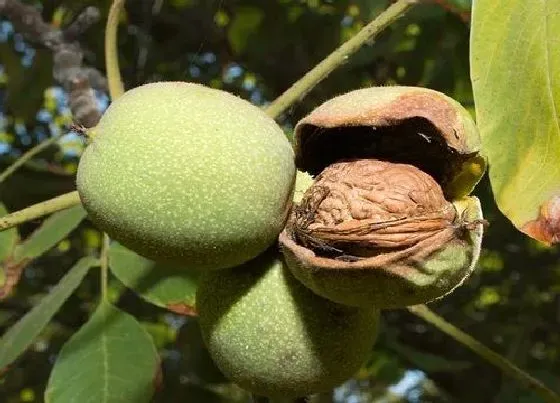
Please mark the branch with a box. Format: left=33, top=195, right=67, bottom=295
left=264, top=0, right=418, bottom=119
left=0, top=0, right=105, bottom=127
left=105, top=0, right=126, bottom=100
left=0, top=191, right=82, bottom=231
left=0, top=133, right=63, bottom=184
left=408, top=305, right=560, bottom=403
left=63, top=6, right=101, bottom=42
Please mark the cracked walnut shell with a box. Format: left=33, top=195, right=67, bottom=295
left=280, top=86, right=485, bottom=309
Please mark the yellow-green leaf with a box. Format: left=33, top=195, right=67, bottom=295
left=470, top=0, right=560, bottom=243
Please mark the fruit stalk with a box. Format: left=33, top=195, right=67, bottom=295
left=105, top=0, right=125, bottom=99
left=0, top=191, right=82, bottom=231
left=0, top=133, right=63, bottom=185
left=408, top=305, right=560, bottom=403
left=264, top=0, right=418, bottom=119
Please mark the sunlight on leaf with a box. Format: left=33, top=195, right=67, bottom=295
left=471, top=0, right=560, bottom=243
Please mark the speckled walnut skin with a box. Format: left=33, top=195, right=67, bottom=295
left=77, top=82, right=296, bottom=270
left=196, top=250, right=379, bottom=397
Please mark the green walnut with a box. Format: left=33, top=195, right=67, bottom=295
left=77, top=82, right=296, bottom=270
left=196, top=249, right=379, bottom=398
left=279, top=86, right=486, bottom=309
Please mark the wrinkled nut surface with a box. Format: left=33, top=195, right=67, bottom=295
left=293, top=159, right=457, bottom=260
left=280, top=86, right=486, bottom=309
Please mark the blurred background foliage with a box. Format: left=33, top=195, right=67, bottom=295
left=0, top=0, right=558, bottom=402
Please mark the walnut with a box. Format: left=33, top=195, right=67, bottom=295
left=292, top=159, right=457, bottom=260
left=279, top=86, right=486, bottom=309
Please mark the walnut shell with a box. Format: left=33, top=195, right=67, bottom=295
left=291, top=159, right=457, bottom=259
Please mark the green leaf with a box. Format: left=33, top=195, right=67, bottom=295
left=228, top=7, right=264, bottom=54
left=109, top=243, right=199, bottom=315
left=0, top=256, right=97, bottom=371
left=14, top=204, right=87, bottom=262
left=45, top=301, right=160, bottom=403
left=388, top=340, right=472, bottom=372
left=0, top=203, right=18, bottom=262
left=470, top=0, right=560, bottom=243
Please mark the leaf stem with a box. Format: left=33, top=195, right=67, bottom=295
left=408, top=305, right=560, bottom=403
left=105, top=0, right=126, bottom=100
left=0, top=191, right=82, bottom=231
left=264, top=0, right=418, bottom=119
left=0, top=133, right=63, bottom=184
left=100, top=233, right=110, bottom=301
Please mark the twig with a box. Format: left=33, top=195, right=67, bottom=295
left=0, top=0, right=104, bottom=127
left=264, top=0, right=418, bottom=119
left=105, top=0, right=126, bottom=99
left=0, top=157, right=71, bottom=176
left=0, top=191, right=82, bottom=231
left=408, top=305, right=560, bottom=403
left=0, top=133, right=63, bottom=184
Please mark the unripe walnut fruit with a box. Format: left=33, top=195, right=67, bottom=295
left=280, top=86, right=485, bottom=308
left=196, top=250, right=379, bottom=398
left=77, top=82, right=296, bottom=270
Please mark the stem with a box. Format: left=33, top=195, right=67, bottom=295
left=264, top=0, right=418, bottom=119
left=105, top=0, right=126, bottom=100
left=0, top=191, right=81, bottom=231
left=100, top=233, right=110, bottom=301
left=408, top=305, right=560, bottom=403
left=0, top=133, right=63, bottom=184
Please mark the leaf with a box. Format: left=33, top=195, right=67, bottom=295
left=109, top=243, right=199, bottom=316
left=228, top=7, right=264, bottom=54
left=470, top=0, right=560, bottom=243
left=14, top=204, right=87, bottom=262
left=0, top=202, right=19, bottom=292
left=0, top=256, right=97, bottom=371
left=388, top=340, right=472, bottom=372
left=0, top=203, right=18, bottom=262
left=45, top=301, right=160, bottom=403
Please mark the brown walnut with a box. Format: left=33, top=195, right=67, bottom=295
left=293, top=159, right=458, bottom=261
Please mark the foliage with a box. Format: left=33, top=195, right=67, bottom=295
left=0, top=0, right=559, bottom=402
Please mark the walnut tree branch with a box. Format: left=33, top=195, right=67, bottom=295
left=0, top=0, right=106, bottom=127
